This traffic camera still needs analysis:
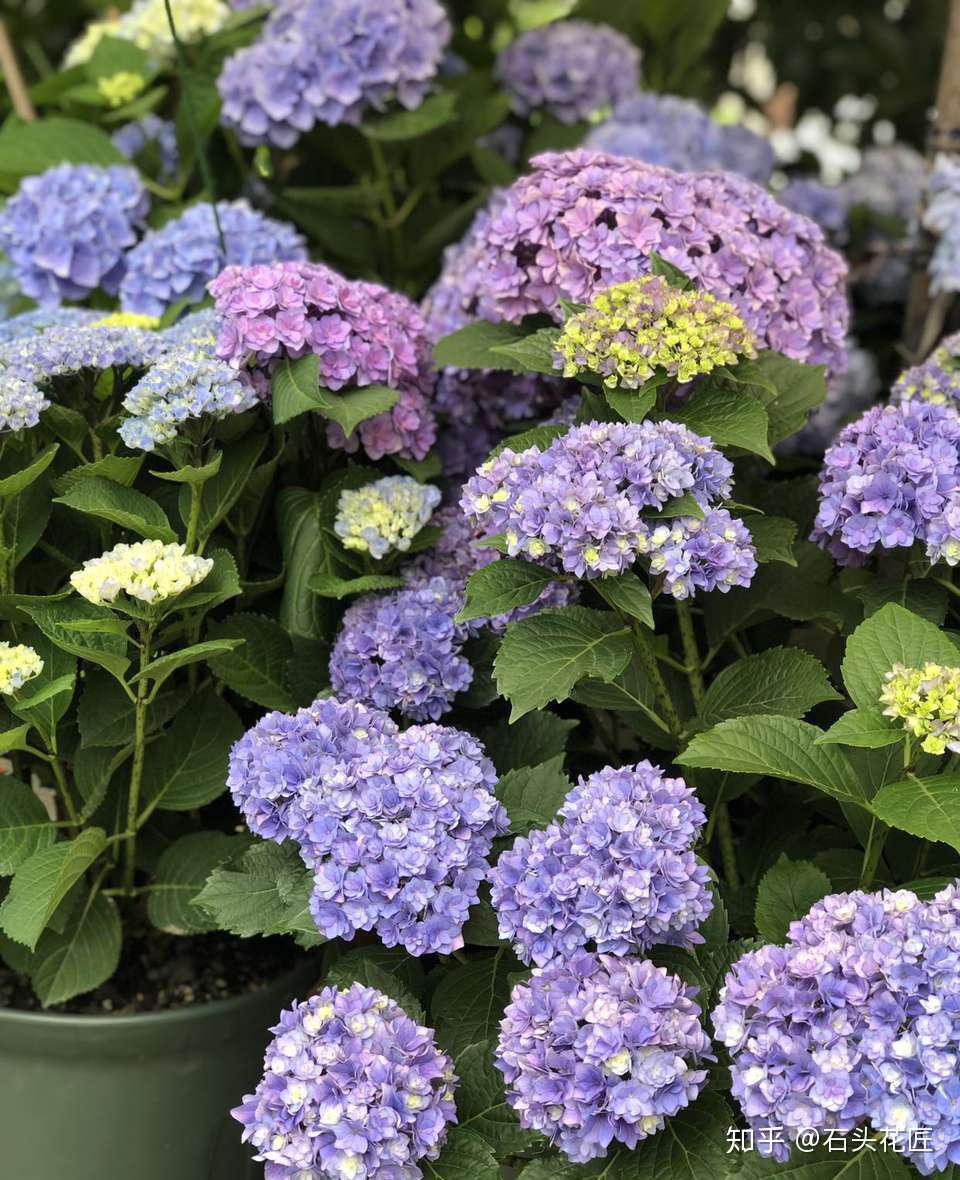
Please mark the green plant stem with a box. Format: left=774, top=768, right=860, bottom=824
left=185, top=479, right=204, bottom=552
left=122, top=624, right=153, bottom=896
left=715, top=802, right=740, bottom=891
left=367, top=138, right=402, bottom=278
left=858, top=817, right=887, bottom=889
left=48, top=739, right=78, bottom=826
left=629, top=622, right=682, bottom=736
left=675, top=600, right=705, bottom=711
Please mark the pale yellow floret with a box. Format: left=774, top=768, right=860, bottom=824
left=70, top=540, right=213, bottom=607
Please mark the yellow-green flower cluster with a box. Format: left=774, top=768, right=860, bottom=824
left=71, top=541, right=213, bottom=607
left=91, top=312, right=160, bottom=331
left=64, top=0, right=230, bottom=67
left=334, top=476, right=442, bottom=559
left=880, top=661, right=960, bottom=754
left=97, top=72, right=147, bottom=108
left=552, top=274, right=756, bottom=388
left=0, top=642, right=43, bottom=695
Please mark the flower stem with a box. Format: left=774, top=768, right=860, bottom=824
left=675, top=600, right=705, bottom=711
left=185, top=479, right=204, bottom=553
left=629, top=622, right=682, bottom=736
left=122, top=625, right=153, bottom=896
left=858, top=817, right=887, bottom=889
left=715, top=802, right=740, bottom=891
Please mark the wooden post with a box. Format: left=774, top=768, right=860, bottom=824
left=0, top=20, right=34, bottom=123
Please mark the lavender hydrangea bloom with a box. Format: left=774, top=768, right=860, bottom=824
left=924, top=154, right=960, bottom=295
left=644, top=509, right=757, bottom=600
left=492, top=761, right=712, bottom=966
left=892, top=331, right=960, bottom=407
left=780, top=337, right=880, bottom=455
left=779, top=178, right=850, bottom=241
left=0, top=164, right=148, bottom=303
left=841, top=143, right=926, bottom=224
left=112, top=114, right=179, bottom=183
left=496, top=21, right=640, bottom=125
left=0, top=371, right=48, bottom=431
left=497, top=952, right=712, bottom=1163
left=210, top=260, right=437, bottom=460
left=811, top=400, right=960, bottom=567
left=329, top=577, right=473, bottom=721
left=233, top=985, right=458, bottom=1179
left=587, top=93, right=773, bottom=183
left=424, top=149, right=850, bottom=373
left=0, top=307, right=99, bottom=345
left=119, top=200, right=306, bottom=316
left=0, top=320, right=163, bottom=381
left=218, top=0, right=451, bottom=147
left=714, top=883, right=960, bottom=1175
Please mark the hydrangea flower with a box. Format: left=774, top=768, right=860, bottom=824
left=714, top=884, right=960, bottom=1175
left=0, top=372, right=49, bottom=432
left=495, top=20, right=640, bottom=125
left=492, top=761, right=712, bottom=966
left=425, top=149, right=850, bottom=373
left=0, top=642, right=44, bottom=694
left=0, top=164, right=148, bottom=303
left=210, top=260, right=437, bottom=460
left=925, top=154, right=960, bottom=294
left=0, top=320, right=162, bottom=382
left=643, top=509, right=757, bottom=600
left=554, top=275, right=756, bottom=387
left=0, top=307, right=99, bottom=346
left=880, top=662, right=960, bottom=755
left=98, top=71, right=146, bottom=108
left=334, top=476, right=441, bottom=558
left=586, top=93, right=773, bottom=183
left=811, top=400, right=960, bottom=567
left=328, top=577, right=472, bottom=721
left=233, top=985, right=457, bottom=1180
left=780, top=338, right=880, bottom=456
left=63, top=14, right=122, bottom=67
left=218, top=0, right=451, bottom=147
left=228, top=697, right=508, bottom=955
left=892, top=332, right=960, bottom=406
left=497, top=952, right=712, bottom=1163
left=112, top=114, right=180, bottom=183
left=71, top=541, right=213, bottom=606
left=841, top=143, right=926, bottom=224
left=779, top=178, right=850, bottom=242
left=120, top=200, right=307, bottom=317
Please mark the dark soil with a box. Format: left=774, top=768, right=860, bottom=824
left=0, top=928, right=310, bottom=1015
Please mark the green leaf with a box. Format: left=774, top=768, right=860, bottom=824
left=841, top=603, right=960, bottom=714
left=207, top=613, right=296, bottom=711
left=0, top=444, right=59, bottom=498
left=309, top=572, right=405, bottom=599
left=73, top=744, right=131, bottom=820
left=0, top=117, right=126, bottom=187
left=147, top=832, right=251, bottom=935
left=363, top=91, right=458, bottom=141
left=139, top=689, right=243, bottom=813
left=432, top=952, right=517, bottom=1056
left=421, top=1128, right=500, bottom=1180
left=489, top=327, right=562, bottom=376
left=6, top=628, right=76, bottom=743
left=0, top=828, right=107, bottom=950
left=738, top=1143, right=913, bottom=1179
left=392, top=451, right=443, bottom=482
left=21, top=601, right=130, bottom=680
left=185, top=431, right=267, bottom=543
left=488, top=424, right=569, bottom=460
left=853, top=577, right=947, bottom=626
left=816, top=709, right=903, bottom=749
left=0, top=777, right=56, bottom=875
left=498, top=754, right=572, bottom=834
left=604, top=385, right=658, bottom=423
left=324, top=944, right=425, bottom=996
left=700, top=647, right=841, bottom=724
left=31, top=890, right=121, bottom=1008
left=131, top=638, right=245, bottom=688
left=171, top=548, right=241, bottom=613
left=4, top=477, right=51, bottom=569
left=648, top=250, right=695, bottom=290
left=54, top=454, right=143, bottom=493
left=432, top=320, right=527, bottom=370
left=53, top=476, right=176, bottom=541
left=592, top=572, right=654, bottom=627
left=278, top=488, right=334, bottom=641
left=755, top=855, right=832, bottom=943
left=272, top=355, right=399, bottom=435
left=749, top=516, right=798, bottom=566
left=457, top=559, right=559, bottom=624
left=494, top=606, right=633, bottom=721
left=151, top=453, right=223, bottom=484
left=453, top=1041, right=538, bottom=1153
left=461, top=888, right=503, bottom=947
left=643, top=491, right=705, bottom=520
left=0, top=723, right=36, bottom=756
left=723, top=351, right=827, bottom=445
left=78, top=671, right=187, bottom=748
left=679, top=716, right=866, bottom=805
left=480, top=712, right=577, bottom=774
left=325, top=954, right=425, bottom=1024
left=607, top=1090, right=735, bottom=1180
left=668, top=384, right=773, bottom=462
left=871, top=775, right=960, bottom=853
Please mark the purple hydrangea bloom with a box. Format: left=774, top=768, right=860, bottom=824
left=892, top=331, right=960, bottom=408
left=496, top=20, right=641, bottom=125
left=491, top=761, right=712, bottom=966
left=218, top=0, right=451, bottom=147
left=779, top=178, right=850, bottom=241
left=811, top=400, right=960, bottom=567
left=841, top=143, right=926, bottom=225
left=587, top=93, right=773, bottom=184
left=210, top=260, right=437, bottom=460
left=112, top=114, right=180, bottom=183
left=497, top=952, right=712, bottom=1163
left=0, top=320, right=163, bottom=381
left=780, top=337, right=880, bottom=456
left=644, top=508, right=757, bottom=600
left=925, top=154, right=960, bottom=295
left=0, top=163, right=148, bottom=304
left=714, top=883, right=960, bottom=1175
left=233, top=985, right=458, bottom=1179
left=329, top=576, right=473, bottom=721
left=119, top=199, right=306, bottom=317
left=424, top=149, right=850, bottom=373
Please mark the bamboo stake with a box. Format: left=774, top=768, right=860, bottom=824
left=0, top=19, right=34, bottom=123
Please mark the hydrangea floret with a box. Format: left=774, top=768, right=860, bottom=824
left=334, top=476, right=441, bottom=559
left=880, top=662, right=960, bottom=755
left=892, top=331, right=960, bottom=407
left=0, top=643, right=44, bottom=695
left=0, top=373, right=49, bottom=433
left=112, top=115, right=180, bottom=183
left=0, top=320, right=163, bottom=384
left=66, top=0, right=231, bottom=65
left=70, top=541, right=213, bottom=606
left=496, top=952, right=712, bottom=1163
left=97, top=72, right=146, bottom=108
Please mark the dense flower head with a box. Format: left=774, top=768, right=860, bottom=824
left=492, top=761, right=712, bottom=966
left=228, top=696, right=507, bottom=954
left=779, top=178, right=850, bottom=241
left=495, top=20, right=640, bottom=125
left=425, top=149, right=850, bottom=372
left=554, top=275, right=756, bottom=387
left=65, top=0, right=231, bottom=63
left=210, top=260, right=437, bottom=460
left=643, top=508, right=757, bottom=600
left=0, top=163, right=148, bottom=303
left=98, top=71, right=146, bottom=108
left=780, top=337, right=880, bottom=456
left=586, top=93, right=773, bottom=183
left=893, top=332, right=960, bottom=407
left=880, top=662, right=960, bottom=755
left=0, top=372, right=49, bottom=432
left=841, top=143, right=926, bottom=225
left=112, top=114, right=180, bottom=183
left=120, top=199, right=307, bottom=317
left=497, top=952, right=712, bottom=1163
left=334, top=476, right=441, bottom=559
left=925, top=154, right=960, bottom=294
left=329, top=577, right=472, bottom=721
left=0, top=642, right=43, bottom=694
left=811, top=400, right=960, bottom=567
left=71, top=541, right=213, bottom=606
left=0, top=320, right=162, bottom=385
left=218, top=0, right=451, bottom=147
left=714, top=883, right=960, bottom=1175
left=460, top=419, right=737, bottom=580
left=0, top=307, right=99, bottom=346
left=233, top=985, right=457, bottom=1180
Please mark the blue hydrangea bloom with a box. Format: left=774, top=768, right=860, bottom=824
left=1, top=321, right=163, bottom=382
left=112, top=114, right=180, bottom=183
left=0, top=371, right=48, bottom=432
left=925, top=154, right=960, bottom=295
left=0, top=163, right=148, bottom=303
left=119, top=199, right=306, bottom=316
left=0, top=307, right=99, bottom=346
left=779, top=177, right=850, bottom=241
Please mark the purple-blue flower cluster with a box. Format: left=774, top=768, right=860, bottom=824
left=714, top=883, right=960, bottom=1175
left=233, top=985, right=458, bottom=1179
left=329, top=576, right=472, bottom=721
left=228, top=696, right=507, bottom=955
left=112, top=114, right=180, bottom=183
left=491, top=761, right=712, bottom=966
left=218, top=0, right=451, bottom=147
left=0, top=163, right=148, bottom=303
left=1, top=319, right=163, bottom=381
left=644, top=508, right=757, bottom=600
left=892, top=331, right=960, bottom=408
left=925, top=154, right=960, bottom=295
left=0, top=372, right=48, bottom=432
left=495, top=20, right=641, bottom=125
left=779, top=178, right=850, bottom=242
left=811, top=400, right=960, bottom=567
left=0, top=306, right=99, bottom=346
left=496, top=952, right=712, bottom=1162
left=119, top=199, right=307, bottom=316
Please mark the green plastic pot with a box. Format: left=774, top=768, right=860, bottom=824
left=0, top=957, right=318, bottom=1180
